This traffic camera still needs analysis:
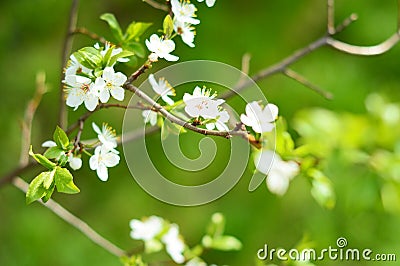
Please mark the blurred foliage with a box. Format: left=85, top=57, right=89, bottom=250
left=1, top=0, right=400, bottom=266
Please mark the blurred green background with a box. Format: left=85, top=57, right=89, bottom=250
left=1, top=0, right=400, bottom=265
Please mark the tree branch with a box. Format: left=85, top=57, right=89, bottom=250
left=283, top=68, right=333, bottom=100
left=143, top=0, right=169, bottom=12
left=73, top=27, right=108, bottom=44
left=123, top=83, right=260, bottom=148
left=326, top=33, right=400, bottom=55
left=12, top=177, right=126, bottom=258
left=20, top=72, right=48, bottom=166
left=59, top=0, right=80, bottom=130
left=327, top=0, right=335, bottom=35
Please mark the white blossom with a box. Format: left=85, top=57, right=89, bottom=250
left=96, top=67, right=127, bottom=103
left=148, top=74, right=175, bottom=105
left=129, top=216, right=164, bottom=241
left=64, top=54, right=92, bottom=77
left=89, top=145, right=120, bottom=181
left=65, top=75, right=99, bottom=111
left=205, top=110, right=230, bottom=131
left=174, top=20, right=195, bottom=48
left=68, top=154, right=82, bottom=171
left=183, top=86, right=224, bottom=119
left=142, top=110, right=158, bottom=126
left=171, top=0, right=200, bottom=25
left=42, top=140, right=57, bottom=148
left=254, top=150, right=299, bottom=196
left=185, top=257, right=207, bottom=266
left=148, top=53, right=159, bottom=62
left=92, top=122, right=118, bottom=150
left=197, top=0, right=216, bottom=7
left=240, top=101, right=278, bottom=133
left=145, top=34, right=179, bottom=62
left=162, top=224, right=185, bottom=264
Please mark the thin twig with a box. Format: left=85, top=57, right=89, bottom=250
left=20, top=72, right=47, bottom=166
left=66, top=103, right=150, bottom=135
left=327, top=0, right=335, bottom=35
left=59, top=0, right=79, bottom=130
left=126, top=63, right=151, bottom=84
left=220, top=11, right=395, bottom=100
left=220, top=37, right=328, bottom=100
left=12, top=177, right=126, bottom=258
left=283, top=68, right=333, bottom=100
left=334, top=13, right=358, bottom=34
left=143, top=0, right=169, bottom=12
left=237, top=53, right=251, bottom=87
left=326, top=33, right=400, bottom=55
left=73, top=27, right=108, bottom=44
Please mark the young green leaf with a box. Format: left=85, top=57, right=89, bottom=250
left=124, top=42, right=145, bottom=58
left=26, top=172, right=49, bottom=204
left=73, top=47, right=103, bottom=69
left=44, top=146, right=65, bottom=160
left=29, top=146, right=56, bottom=170
left=163, top=15, right=174, bottom=38
left=102, top=45, right=115, bottom=67
left=308, top=168, right=336, bottom=209
left=125, top=21, right=152, bottom=42
left=108, top=50, right=135, bottom=67
left=42, top=182, right=55, bottom=203
left=209, top=236, right=243, bottom=251
left=100, top=13, right=124, bottom=42
left=43, top=169, right=56, bottom=189
left=54, top=167, right=80, bottom=194
left=53, top=126, right=70, bottom=150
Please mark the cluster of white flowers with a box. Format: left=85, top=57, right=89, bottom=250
left=89, top=122, right=120, bottom=181
left=64, top=44, right=128, bottom=111
left=129, top=216, right=185, bottom=264
left=146, top=0, right=216, bottom=61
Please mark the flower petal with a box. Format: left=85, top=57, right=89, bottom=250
left=110, top=87, right=125, bottom=101
left=97, top=163, right=109, bottom=181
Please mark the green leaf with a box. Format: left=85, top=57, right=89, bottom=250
left=29, top=146, right=56, bottom=170
left=44, top=146, right=65, bottom=160
left=26, top=172, right=49, bottom=204
left=124, top=42, right=146, bottom=58
left=73, top=47, right=103, bottom=69
left=100, top=13, right=123, bottom=42
left=209, top=236, right=242, bottom=251
left=42, top=182, right=55, bottom=203
left=43, top=169, right=56, bottom=189
left=109, top=50, right=135, bottom=67
left=125, top=21, right=152, bottom=42
left=102, top=45, right=115, bottom=67
left=54, top=167, right=80, bottom=194
left=53, top=126, right=70, bottom=150
left=163, top=15, right=174, bottom=38
left=308, top=169, right=336, bottom=209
